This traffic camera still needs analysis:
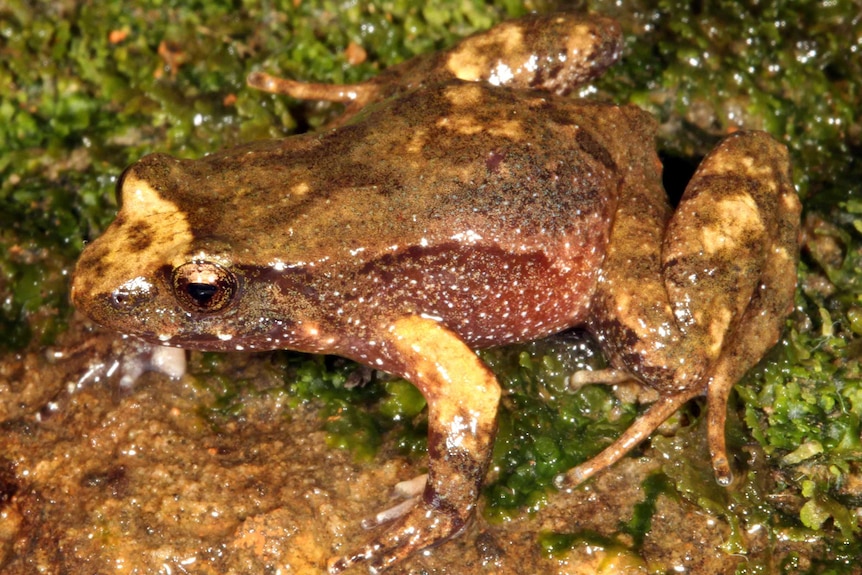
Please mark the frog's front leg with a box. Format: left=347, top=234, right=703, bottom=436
left=329, top=315, right=500, bottom=574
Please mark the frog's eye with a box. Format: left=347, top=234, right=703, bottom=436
left=172, top=262, right=238, bottom=313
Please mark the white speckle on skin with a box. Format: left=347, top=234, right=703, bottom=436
left=488, top=61, right=514, bottom=86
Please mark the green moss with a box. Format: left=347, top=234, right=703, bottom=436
left=539, top=529, right=647, bottom=569
left=620, top=472, right=677, bottom=549
left=593, top=0, right=861, bottom=200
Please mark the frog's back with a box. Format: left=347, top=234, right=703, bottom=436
left=173, top=82, right=653, bottom=262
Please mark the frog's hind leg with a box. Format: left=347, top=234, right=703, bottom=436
left=560, top=131, right=799, bottom=491
left=701, top=140, right=800, bottom=482
left=706, top=222, right=799, bottom=481
left=662, top=130, right=800, bottom=484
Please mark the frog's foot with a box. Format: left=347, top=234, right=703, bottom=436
left=556, top=386, right=701, bottom=489
left=328, top=490, right=471, bottom=574
left=359, top=474, right=428, bottom=529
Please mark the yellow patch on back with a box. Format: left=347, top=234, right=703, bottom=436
left=440, top=84, right=526, bottom=139
left=290, top=181, right=311, bottom=197
left=94, top=173, right=194, bottom=293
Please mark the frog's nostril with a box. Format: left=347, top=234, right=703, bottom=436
left=111, top=290, right=129, bottom=307
left=110, top=277, right=156, bottom=310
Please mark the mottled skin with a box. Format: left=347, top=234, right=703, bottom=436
left=71, top=13, right=801, bottom=574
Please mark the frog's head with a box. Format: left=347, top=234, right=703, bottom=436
left=72, top=153, right=320, bottom=352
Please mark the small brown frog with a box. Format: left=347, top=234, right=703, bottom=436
left=71, top=13, right=801, bottom=573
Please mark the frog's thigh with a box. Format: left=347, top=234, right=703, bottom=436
left=665, top=131, right=799, bottom=483
left=329, top=316, right=500, bottom=573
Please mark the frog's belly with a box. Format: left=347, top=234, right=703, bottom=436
left=330, top=241, right=602, bottom=348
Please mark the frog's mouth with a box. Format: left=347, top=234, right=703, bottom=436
left=74, top=278, right=314, bottom=355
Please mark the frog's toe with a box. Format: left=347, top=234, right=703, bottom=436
left=569, top=367, right=631, bottom=388
left=246, top=71, right=377, bottom=104
left=359, top=495, right=419, bottom=529
left=330, top=499, right=467, bottom=574
left=357, top=473, right=427, bottom=529
left=393, top=473, right=427, bottom=497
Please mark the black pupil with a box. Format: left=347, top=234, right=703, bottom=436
left=172, top=261, right=237, bottom=313
left=186, top=283, right=218, bottom=306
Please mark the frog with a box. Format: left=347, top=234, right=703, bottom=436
left=70, top=12, right=801, bottom=574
